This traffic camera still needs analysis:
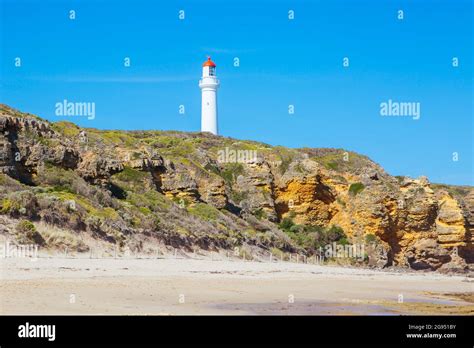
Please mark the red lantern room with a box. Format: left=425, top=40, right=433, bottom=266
left=202, top=56, right=216, bottom=76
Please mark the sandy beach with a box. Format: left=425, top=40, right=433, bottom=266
left=1, top=256, right=473, bottom=315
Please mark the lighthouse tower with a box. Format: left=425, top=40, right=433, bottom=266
left=199, top=57, right=220, bottom=135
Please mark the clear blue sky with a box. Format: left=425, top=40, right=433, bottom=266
left=1, top=0, right=472, bottom=185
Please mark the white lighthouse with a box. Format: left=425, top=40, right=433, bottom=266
left=199, top=57, right=220, bottom=135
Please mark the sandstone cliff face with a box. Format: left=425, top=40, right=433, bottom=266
left=0, top=104, right=472, bottom=271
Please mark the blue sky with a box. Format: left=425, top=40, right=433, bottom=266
left=1, top=0, right=472, bottom=185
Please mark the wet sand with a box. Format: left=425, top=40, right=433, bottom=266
left=1, top=257, right=473, bottom=315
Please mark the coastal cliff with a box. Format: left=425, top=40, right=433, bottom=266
left=1, top=104, right=472, bottom=272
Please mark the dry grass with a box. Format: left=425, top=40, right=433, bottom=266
left=35, top=222, right=89, bottom=252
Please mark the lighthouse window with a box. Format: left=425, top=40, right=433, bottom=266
left=209, top=67, right=215, bottom=76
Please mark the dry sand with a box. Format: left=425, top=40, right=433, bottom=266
left=1, top=256, right=473, bottom=315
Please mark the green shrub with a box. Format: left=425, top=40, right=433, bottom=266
left=365, top=233, right=377, bottom=243
left=289, top=224, right=301, bottom=233
left=279, top=217, right=295, bottom=232
left=100, top=131, right=138, bottom=147
left=111, top=167, right=151, bottom=194
left=349, top=182, right=365, bottom=196
left=188, top=203, right=220, bottom=221
left=279, top=221, right=348, bottom=253
left=35, top=163, right=76, bottom=192
left=114, top=166, right=147, bottom=183
left=15, top=220, right=45, bottom=245
left=253, top=208, right=267, bottom=220
left=337, top=237, right=349, bottom=245
left=230, top=190, right=248, bottom=204
left=51, top=122, right=81, bottom=137
left=0, top=191, right=37, bottom=216
left=0, top=198, right=18, bottom=214
left=325, top=225, right=346, bottom=241
left=243, top=229, right=257, bottom=238
left=139, top=206, right=152, bottom=215
left=220, top=163, right=244, bottom=184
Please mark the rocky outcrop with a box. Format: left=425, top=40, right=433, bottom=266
left=405, top=238, right=452, bottom=270
left=0, top=103, right=472, bottom=271
left=275, top=174, right=337, bottom=226
left=458, top=190, right=474, bottom=263
left=435, top=192, right=467, bottom=246
left=235, top=159, right=277, bottom=221
left=77, top=152, right=123, bottom=184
